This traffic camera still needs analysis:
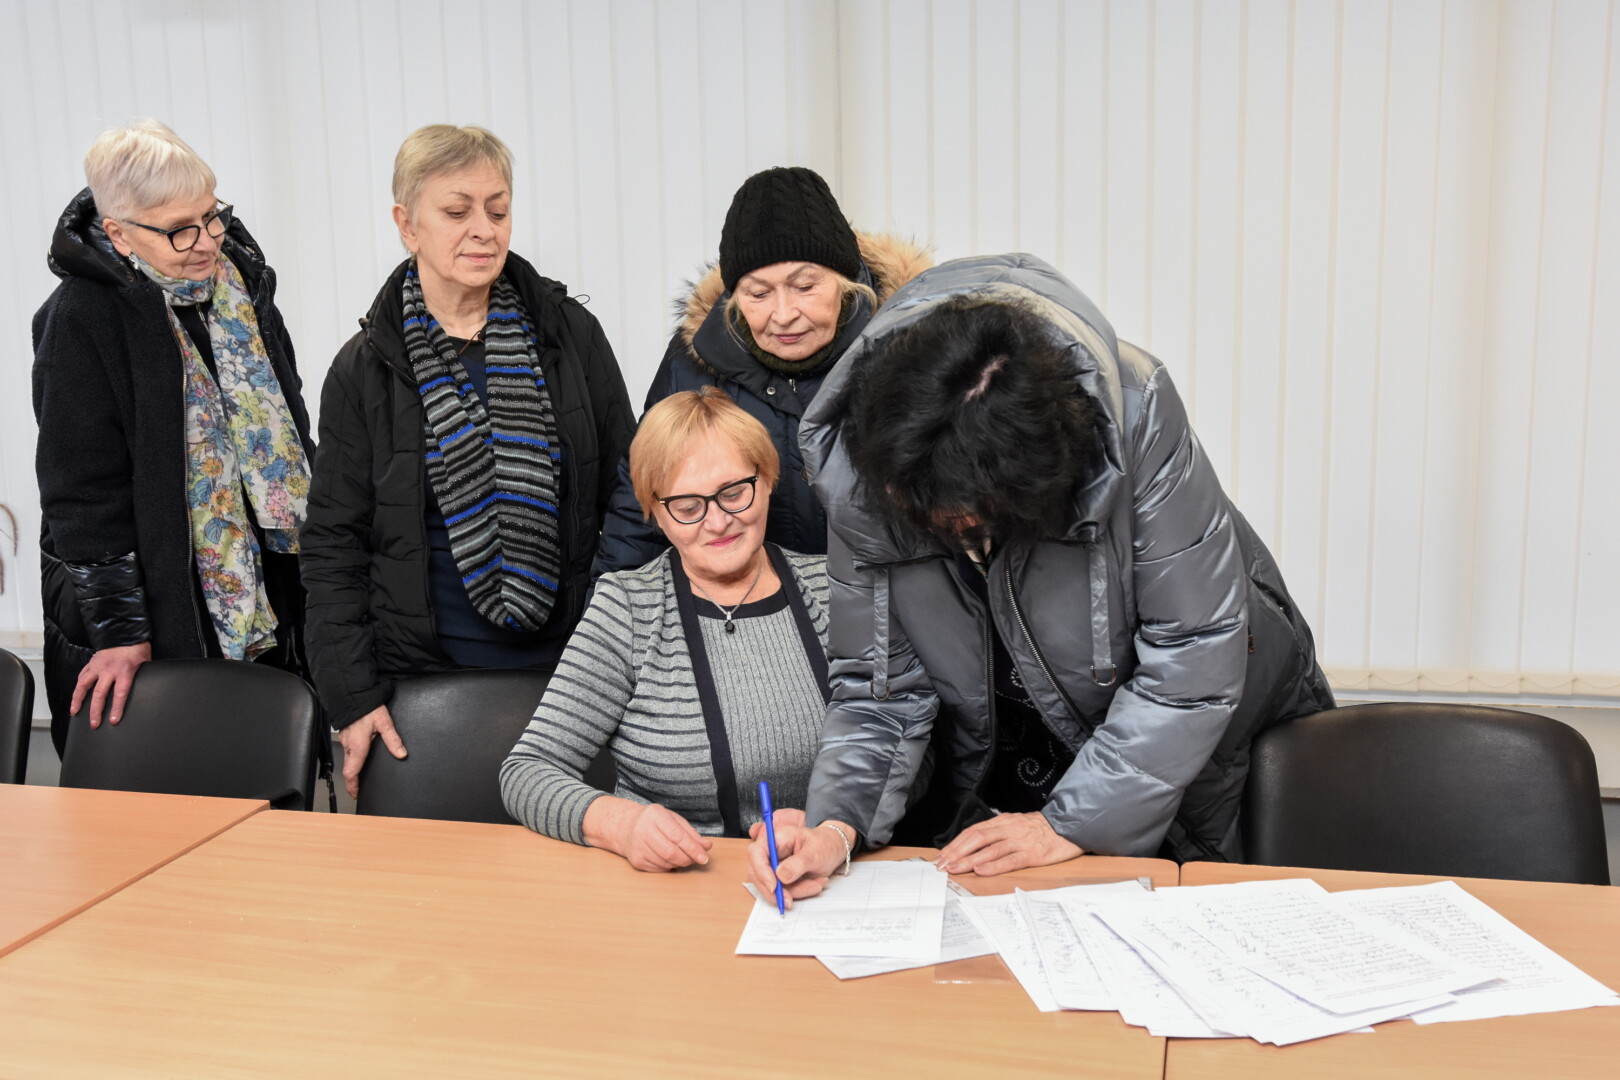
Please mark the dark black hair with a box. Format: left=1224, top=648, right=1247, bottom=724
left=843, top=295, right=1104, bottom=549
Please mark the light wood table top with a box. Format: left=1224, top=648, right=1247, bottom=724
left=0, top=811, right=1175, bottom=1079
left=0, top=783, right=265, bottom=958
left=1166, top=862, right=1620, bottom=1080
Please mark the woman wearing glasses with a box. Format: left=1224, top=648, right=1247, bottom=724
left=501, top=388, right=830, bottom=872
left=32, top=120, right=312, bottom=756
left=301, top=125, right=634, bottom=799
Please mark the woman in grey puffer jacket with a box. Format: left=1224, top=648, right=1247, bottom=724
left=748, top=254, right=1334, bottom=900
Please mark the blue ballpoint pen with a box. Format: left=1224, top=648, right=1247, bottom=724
left=759, top=780, right=786, bottom=915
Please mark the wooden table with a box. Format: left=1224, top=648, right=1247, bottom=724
left=1166, top=862, right=1620, bottom=1079
left=0, top=811, right=1175, bottom=1079
left=0, top=783, right=265, bottom=958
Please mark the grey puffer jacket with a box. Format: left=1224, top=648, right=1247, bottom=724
left=799, top=254, right=1334, bottom=862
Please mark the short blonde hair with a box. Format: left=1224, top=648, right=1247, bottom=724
left=392, top=124, right=514, bottom=217
left=84, top=120, right=215, bottom=224
left=631, top=388, right=781, bottom=520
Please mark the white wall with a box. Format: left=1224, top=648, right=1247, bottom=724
left=2, top=0, right=1617, bottom=702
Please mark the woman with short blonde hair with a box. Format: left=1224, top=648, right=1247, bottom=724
left=33, top=120, right=312, bottom=758
left=501, top=388, right=832, bottom=873
left=301, top=124, right=635, bottom=800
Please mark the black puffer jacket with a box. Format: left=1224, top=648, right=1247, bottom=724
left=32, top=189, right=310, bottom=730
left=301, top=254, right=635, bottom=728
left=800, top=254, right=1335, bottom=862
left=592, top=233, right=932, bottom=576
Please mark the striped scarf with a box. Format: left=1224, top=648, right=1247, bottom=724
left=403, top=266, right=563, bottom=631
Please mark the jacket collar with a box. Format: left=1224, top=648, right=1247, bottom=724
left=800, top=253, right=1129, bottom=566
left=356, top=250, right=562, bottom=379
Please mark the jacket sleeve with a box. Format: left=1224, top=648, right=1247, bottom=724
left=591, top=452, right=671, bottom=578
left=33, top=297, right=151, bottom=649
left=802, top=529, right=940, bottom=846
left=589, top=332, right=686, bottom=579
left=499, top=576, right=635, bottom=843
left=298, top=352, right=390, bottom=728
left=1041, top=367, right=1248, bottom=856
left=572, top=307, right=636, bottom=520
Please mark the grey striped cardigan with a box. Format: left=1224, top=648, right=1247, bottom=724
left=499, top=547, right=829, bottom=843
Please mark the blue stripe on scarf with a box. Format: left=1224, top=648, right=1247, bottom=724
left=461, top=555, right=503, bottom=586
left=493, top=433, right=551, bottom=449
left=418, top=375, right=454, bottom=395
left=484, top=365, right=532, bottom=375
left=444, top=492, right=500, bottom=526
left=497, top=493, right=558, bottom=514
left=507, top=565, right=559, bottom=590
left=441, top=422, right=478, bottom=447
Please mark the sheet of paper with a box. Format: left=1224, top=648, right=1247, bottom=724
left=955, top=893, right=1063, bottom=1011
left=1021, top=890, right=1120, bottom=1010
left=1162, top=878, right=1493, bottom=1015
left=955, top=881, right=1148, bottom=1013
left=1092, top=893, right=1451, bottom=1045
left=817, top=896, right=995, bottom=979
left=1334, top=881, right=1620, bottom=1024
left=735, top=861, right=948, bottom=960
left=1065, top=905, right=1234, bottom=1038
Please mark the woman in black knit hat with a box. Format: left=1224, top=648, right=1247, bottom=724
left=592, top=166, right=932, bottom=575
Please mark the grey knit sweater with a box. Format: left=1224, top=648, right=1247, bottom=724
left=499, top=546, right=829, bottom=843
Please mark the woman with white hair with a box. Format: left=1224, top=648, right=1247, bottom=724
left=32, top=120, right=313, bottom=757
left=301, top=124, right=634, bottom=799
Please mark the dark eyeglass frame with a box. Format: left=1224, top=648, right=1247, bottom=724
left=123, top=202, right=234, bottom=252
left=656, top=474, right=759, bottom=525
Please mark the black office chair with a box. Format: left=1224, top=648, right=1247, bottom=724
left=356, top=669, right=616, bottom=824
left=0, top=646, right=35, bottom=784
left=1244, top=702, right=1610, bottom=885
left=60, top=659, right=319, bottom=810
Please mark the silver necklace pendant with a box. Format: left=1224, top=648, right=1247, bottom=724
left=693, top=554, right=765, bottom=636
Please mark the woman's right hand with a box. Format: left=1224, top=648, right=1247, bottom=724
left=71, top=642, right=153, bottom=729
left=745, top=818, right=853, bottom=908
left=584, top=797, right=713, bottom=872
left=338, top=704, right=408, bottom=800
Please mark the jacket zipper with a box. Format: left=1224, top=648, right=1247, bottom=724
left=1003, top=560, right=1096, bottom=740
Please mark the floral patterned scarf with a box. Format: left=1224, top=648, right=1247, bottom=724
left=131, top=250, right=311, bottom=659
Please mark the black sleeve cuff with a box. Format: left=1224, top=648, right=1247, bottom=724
left=65, top=553, right=153, bottom=651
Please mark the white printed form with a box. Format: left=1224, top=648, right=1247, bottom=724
left=735, top=861, right=948, bottom=961
left=1335, top=880, right=1620, bottom=1024
left=1091, top=893, right=1447, bottom=1045
left=1163, top=878, right=1494, bottom=1016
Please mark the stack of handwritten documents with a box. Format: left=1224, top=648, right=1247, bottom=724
left=737, top=866, right=1617, bottom=1044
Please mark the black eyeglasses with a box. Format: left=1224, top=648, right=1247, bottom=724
left=123, top=203, right=233, bottom=252
left=656, top=475, right=758, bottom=525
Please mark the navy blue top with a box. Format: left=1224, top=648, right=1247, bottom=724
left=423, top=339, right=571, bottom=669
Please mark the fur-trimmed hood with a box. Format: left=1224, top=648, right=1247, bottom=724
left=674, top=231, right=933, bottom=358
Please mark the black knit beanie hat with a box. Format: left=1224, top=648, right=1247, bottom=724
left=719, top=166, right=862, bottom=293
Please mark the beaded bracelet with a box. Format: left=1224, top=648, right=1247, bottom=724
left=818, top=822, right=853, bottom=876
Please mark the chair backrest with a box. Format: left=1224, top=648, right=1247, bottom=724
left=358, top=669, right=614, bottom=824
left=60, top=659, right=318, bottom=810
left=1245, top=703, right=1610, bottom=885
left=0, top=647, right=35, bottom=784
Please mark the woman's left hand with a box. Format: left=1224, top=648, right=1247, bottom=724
left=934, top=812, right=1084, bottom=876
